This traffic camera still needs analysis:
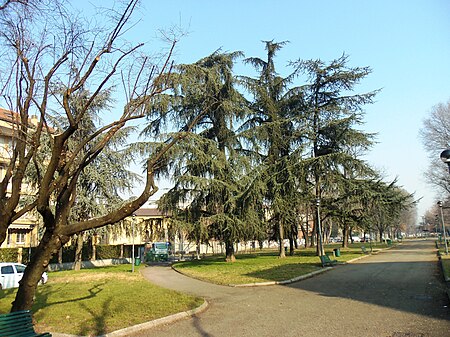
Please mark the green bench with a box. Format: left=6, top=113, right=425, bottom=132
left=361, top=246, right=368, bottom=254
left=0, top=310, right=51, bottom=337
left=320, top=254, right=337, bottom=267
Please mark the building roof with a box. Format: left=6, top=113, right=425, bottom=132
left=134, top=208, right=169, bottom=217
left=0, top=108, right=15, bottom=123
left=0, top=107, right=53, bottom=133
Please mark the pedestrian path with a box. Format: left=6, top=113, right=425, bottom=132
left=130, top=240, right=449, bottom=337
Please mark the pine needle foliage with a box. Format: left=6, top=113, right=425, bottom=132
left=142, top=50, right=250, bottom=262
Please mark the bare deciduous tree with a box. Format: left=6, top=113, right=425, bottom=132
left=0, top=0, right=200, bottom=311
left=420, top=99, right=450, bottom=194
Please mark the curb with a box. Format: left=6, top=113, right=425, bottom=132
left=50, top=300, right=209, bottom=337
left=229, top=267, right=333, bottom=287
left=230, top=246, right=391, bottom=287
left=173, top=247, right=388, bottom=288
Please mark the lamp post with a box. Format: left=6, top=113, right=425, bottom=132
left=437, top=201, right=449, bottom=255
left=132, top=213, right=136, bottom=272
left=439, top=148, right=450, bottom=254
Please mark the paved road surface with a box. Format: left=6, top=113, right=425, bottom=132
left=133, top=239, right=449, bottom=337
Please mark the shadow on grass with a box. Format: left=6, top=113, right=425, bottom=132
left=78, top=296, right=112, bottom=336
left=33, top=282, right=105, bottom=312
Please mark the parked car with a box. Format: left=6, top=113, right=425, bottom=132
left=0, top=263, right=48, bottom=290
left=351, top=236, right=361, bottom=242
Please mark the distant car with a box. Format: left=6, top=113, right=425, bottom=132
left=0, top=263, right=48, bottom=290
left=351, top=236, right=361, bottom=242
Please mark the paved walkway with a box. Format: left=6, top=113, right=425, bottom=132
left=132, top=239, right=450, bottom=337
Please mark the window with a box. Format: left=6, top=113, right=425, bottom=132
left=1, top=266, right=14, bottom=274
left=16, top=232, right=25, bottom=244
left=15, top=265, right=25, bottom=273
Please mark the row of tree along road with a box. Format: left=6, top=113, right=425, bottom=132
left=0, top=0, right=414, bottom=312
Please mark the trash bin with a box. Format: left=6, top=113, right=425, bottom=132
left=333, top=248, right=340, bottom=257
left=135, top=257, right=141, bottom=266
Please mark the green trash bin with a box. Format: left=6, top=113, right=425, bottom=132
left=333, top=248, right=340, bottom=257
left=135, top=257, right=141, bottom=266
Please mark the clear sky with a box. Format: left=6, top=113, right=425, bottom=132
left=80, top=0, right=450, bottom=220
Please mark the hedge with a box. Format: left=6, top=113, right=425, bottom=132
left=0, top=248, right=18, bottom=262
left=1, top=244, right=143, bottom=264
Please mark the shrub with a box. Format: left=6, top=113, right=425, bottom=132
left=0, top=248, right=18, bottom=262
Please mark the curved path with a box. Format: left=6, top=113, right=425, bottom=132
left=132, top=240, right=450, bottom=337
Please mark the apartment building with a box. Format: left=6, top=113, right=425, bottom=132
left=0, top=108, right=40, bottom=249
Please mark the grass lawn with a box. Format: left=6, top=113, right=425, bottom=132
left=438, top=249, right=450, bottom=280
left=0, top=264, right=203, bottom=336
left=173, top=243, right=387, bottom=285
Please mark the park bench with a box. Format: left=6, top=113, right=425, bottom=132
left=0, top=310, right=51, bottom=337
left=320, top=254, right=337, bottom=267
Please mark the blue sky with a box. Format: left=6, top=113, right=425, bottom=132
left=81, top=0, right=450, bottom=219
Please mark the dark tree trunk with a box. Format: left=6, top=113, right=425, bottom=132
left=342, top=223, right=349, bottom=248
left=11, top=230, right=69, bottom=312
left=289, top=237, right=295, bottom=256
left=225, top=240, right=235, bottom=262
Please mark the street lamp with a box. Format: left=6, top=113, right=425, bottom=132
left=440, top=149, right=450, bottom=173
left=437, top=201, right=448, bottom=255
left=132, top=213, right=136, bottom=272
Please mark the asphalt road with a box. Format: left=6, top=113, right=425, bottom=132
left=133, top=239, right=450, bottom=337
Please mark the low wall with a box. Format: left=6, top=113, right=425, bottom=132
left=48, top=258, right=131, bottom=271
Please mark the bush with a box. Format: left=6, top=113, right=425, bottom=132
left=0, top=248, right=18, bottom=262
left=96, top=245, right=122, bottom=259
left=48, top=244, right=91, bottom=264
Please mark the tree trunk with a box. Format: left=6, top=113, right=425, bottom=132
left=58, top=248, right=63, bottom=264
left=300, top=221, right=308, bottom=248
left=12, top=230, right=69, bottom=312
left=305, top=210, right=311, bottom=247
left=278, top=222, right=286, bottom=258
left=74, top=232, right=84, bottom=271
left=310, top=220, right=316, bottom=247
left=225, top=240, right=235, bottom=262
left=196, top=240, right=200, bottom=260
left=289, top=237, right=295, bottom=256
left=91, top=236, right=97, bottom=260
left=342, top=223, right=349, bottom=248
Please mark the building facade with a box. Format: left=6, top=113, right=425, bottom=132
left=0, top=108, right=40, bottom=249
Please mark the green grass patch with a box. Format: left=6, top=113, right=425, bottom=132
left=439, top=251, right=450, bottom=280
left=0, top=264, right=203, bottom=336
left=173, top=244, right=377, bottom=285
